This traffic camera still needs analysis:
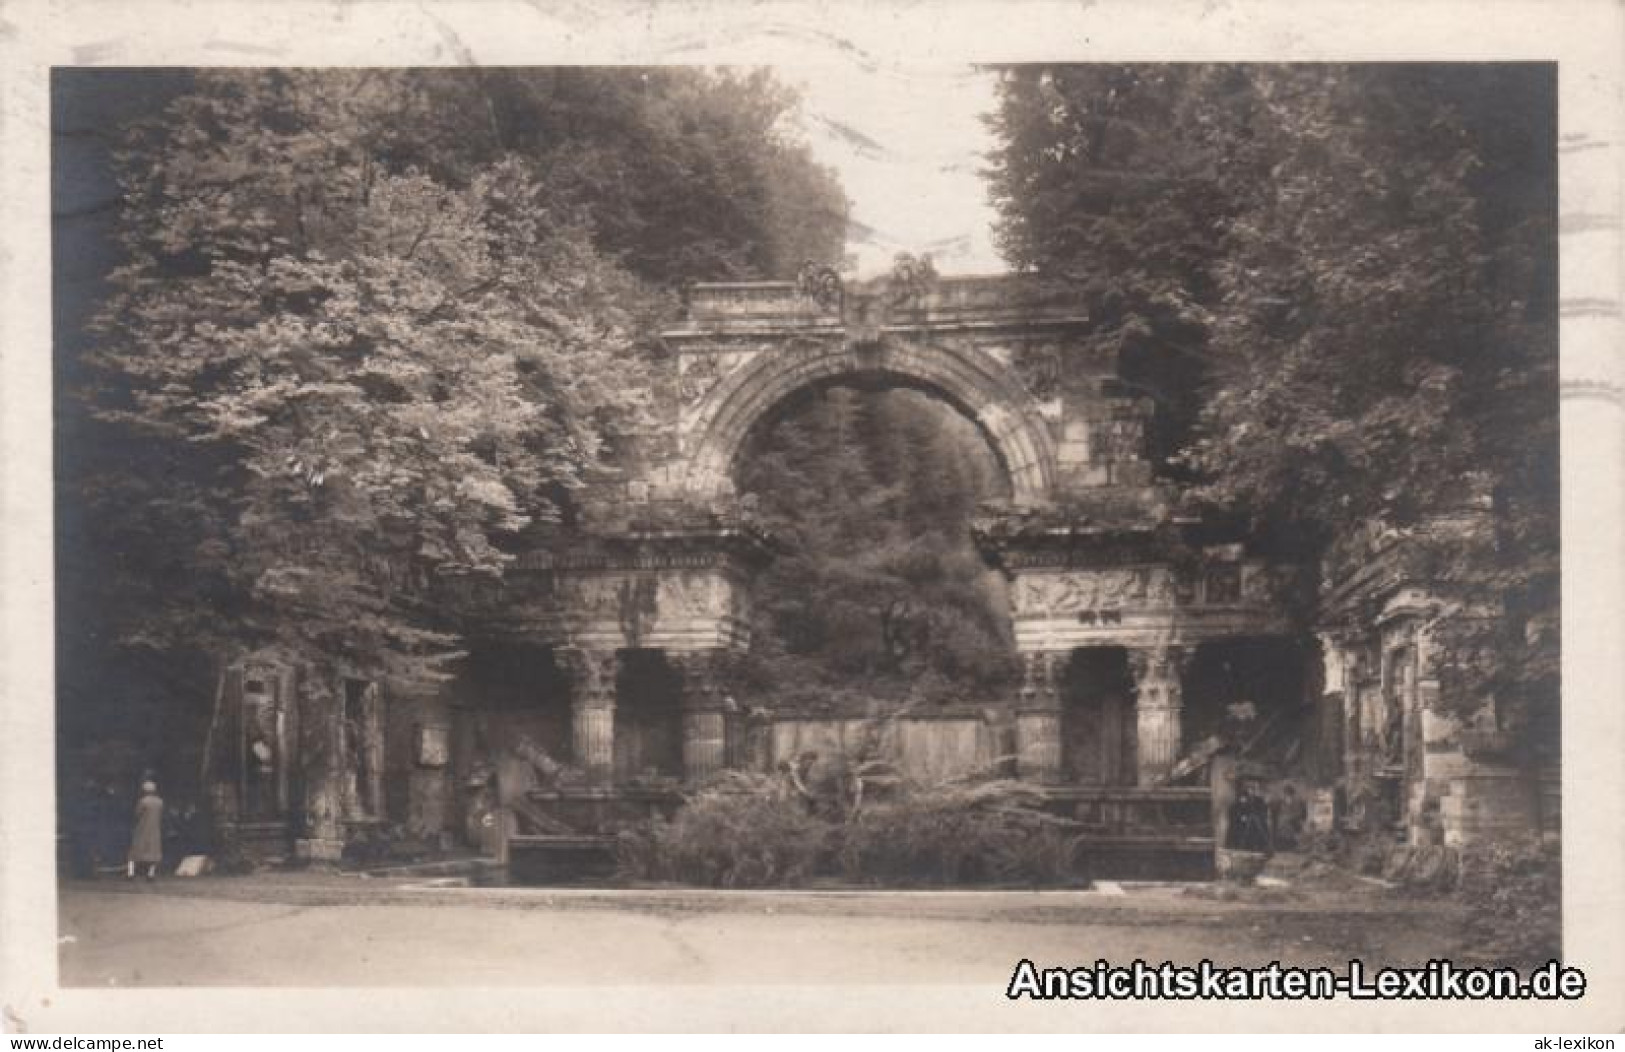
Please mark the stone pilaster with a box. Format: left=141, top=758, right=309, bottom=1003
left=1315, top=632, right=1353, bottom=698
left=1014, top=650, right=1066, bottom=783
left=295, top=670, right=346, bottom=863
left=1341, top=644, right=1375, bottom=784
left=1314, top=631, right=1356, bottom=783
left=557, top=647, right=619, bottom=786
left=670, top=650, right=729, bottom=784
left=1129, top=643, right=1192, bottom=786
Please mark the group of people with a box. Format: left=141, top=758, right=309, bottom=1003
left=1224, top=778, right=1309, bottom=854
left=65, top=777, right=171, bottom=881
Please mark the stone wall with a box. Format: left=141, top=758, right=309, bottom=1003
left=766, top=715, right=1002, bottom=785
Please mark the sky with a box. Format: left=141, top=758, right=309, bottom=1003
left=778, top=63, right=1008, bottom=278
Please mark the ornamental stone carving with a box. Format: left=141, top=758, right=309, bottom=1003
left=1009, top=342, right=1065, bottom=402
left=658, top=573, right=733, bottom=621
left=1016, top=650, right=1065, bottom=712
left=1015, top=650, right=1066, bottom=783
left=676, top=352, right=726, bottom=403
left=1012, top=569, right=1155, bottom=615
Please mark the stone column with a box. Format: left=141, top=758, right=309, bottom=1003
left=557, top=647, right=619, bottom=786
left=1014, top=650, right=1065, bottom=783
left=295, top=671, right=346, bottom=863
left=1339, top=643, right=1374, bottom=784
left=1129, top=643, right=1192, bottom=786
left=670, top=650, right=728, bottom=784
left=1315, top=631, right=1355, bottom=783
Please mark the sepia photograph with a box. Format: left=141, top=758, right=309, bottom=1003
left=3, top=0, right=1622, bottom=1037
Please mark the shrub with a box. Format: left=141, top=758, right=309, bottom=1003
left=617, top=772, right=1090, bottom=888
left=616, top=772, right=831, bottom=888
left=836, top=779, right=1086, bottom=887
left=1455, top=834, right=1561, bottom=969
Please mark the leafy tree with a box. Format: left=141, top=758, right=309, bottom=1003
left=85, top=71, right=652, bottom=693
left=986, top=65, right=1557, bottom=736
left=986, top=65, right=1247, bottom=466
left=68, top=67, right=849, bottom=717
left=737, top=387, right=1017, bottom=712
left=454, top=67, right=850, bottom=283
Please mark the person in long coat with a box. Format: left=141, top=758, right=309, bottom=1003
left=127, top=781, right=164, bottom=880
left=1225, top=778, right=1273, bottom=854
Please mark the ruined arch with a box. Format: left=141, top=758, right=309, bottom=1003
left=680, top=335, right=1058, bottom=504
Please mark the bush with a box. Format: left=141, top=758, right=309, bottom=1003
left=617, top=773, right=1089, bottom=888
left=616, top=772, right=831, bottom=888
left=836, top=779, right=1086, bottom=887
left=1455, top=835, right=1561, bottom=969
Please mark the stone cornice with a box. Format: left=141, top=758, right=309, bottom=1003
left=1316, top=535, right=1421, bottom=625
left=662, top=316, right=1093, bottom=343
left=513, top=527, right=777, bottom=573
left=973, top=521, right=1180, bottom=569
left=663, top=274, right=1091, bottom=343
left=1317, top=509, right=1491, bottom=622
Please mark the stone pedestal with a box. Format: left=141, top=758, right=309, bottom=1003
left=294, top=837, right=345, bottom=863
left=1441, top=768, right=1538, bottom=848
left=671, top=650, right=729, bottom=784
left=558, top=648, right=619, bottom=786
left=1129, top=644, right=1191, bottom=786
left=1014, top=651, right=1065, bottom=783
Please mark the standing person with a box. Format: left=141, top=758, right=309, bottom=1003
left=126, top=781, right=164, bottom=881
left=1226, top=777, right=1272, bottom=854
left=1272, top=782, right=1309, bottom=851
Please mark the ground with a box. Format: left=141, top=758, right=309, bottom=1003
left=57, top=863, right=1468, bottom=988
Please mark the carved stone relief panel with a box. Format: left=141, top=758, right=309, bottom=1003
left=657, top=572, right=738, bottom=625
left=1008, top=342, right=1065, bottom=402
left=676, top=351, right=726, bottom=403
left=557, top=574, right=624, bottom=621
left=556, top=573, right=656, bottom=646
left=1240, top=563, right=1272, bottom=603
left=1204, top=564, right=1242, bottom=604
left=1011, top=568, right=1160, bottom=616
left=1090, top=416, right=1146, bottom=468
left=556, top=569, right=744, bottom=647
left=1008, top=562, right=1296, bottom=633
left=676, top=348, right=757, bottom=410
left=1240, top=562, right=1296, bottom=606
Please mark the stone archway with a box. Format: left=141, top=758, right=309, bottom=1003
left=679, top=334, right=1057, bottom=504
left=461, top=270, right=1303, bottom=781
left=440, top=267, right=1304, bottom=885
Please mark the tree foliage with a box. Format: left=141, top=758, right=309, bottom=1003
left=737, top=386, right=1016, bottom=712
left=73, top=68, right=849, bottom=694
left=464, top=67, right=850, bottom=283
left=987, top=65, right=1557, bottom=730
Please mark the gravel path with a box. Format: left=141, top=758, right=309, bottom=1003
left=57, top=873, right=1468, bottom=988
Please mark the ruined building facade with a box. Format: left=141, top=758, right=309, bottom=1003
left=209, top=272, right=1555, bottom=869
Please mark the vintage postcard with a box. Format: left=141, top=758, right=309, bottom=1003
left=1, top=0, right=1621, bottom=1035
